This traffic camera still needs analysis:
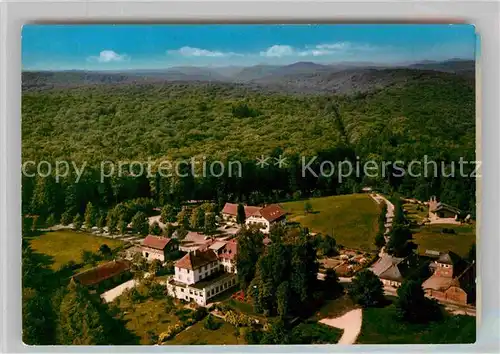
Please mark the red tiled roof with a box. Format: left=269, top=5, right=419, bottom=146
left=218, top=239, right=238, bottom=261
left=73, top=260, right=131, bottom=286
left=175, top=249, right=218, bottom=270
left=142, top=235, right=172, bottom=250
left=257, top=204, right=286, bottom=222
left=222, top=203, right=262, bottom=218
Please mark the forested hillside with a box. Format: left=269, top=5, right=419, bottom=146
left=21, top=68, right=476, bottom=221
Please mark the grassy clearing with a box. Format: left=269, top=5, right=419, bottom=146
left=310, top=293, right=358, bottom=321
left=167, top=317, right=244, bottom=345
left=412, top=224, right=476, bottom=257
left=403, top=203, right=428, bottom=223
left=357, top=305, right=476, bottom=344
left=115, top=297, right=180, bottom=345
left=282, top=194, right=380, bottom=251
left=29, top=230, right=123, bottom=270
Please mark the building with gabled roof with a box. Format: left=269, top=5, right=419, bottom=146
left=141, top=235, right=177, bottom=262
left=245, top=204, right=287, bottom=233
left=428, top=196, right=462, bottom=223
left=422, top=251, right=475, bottom=305
left=166, top=240, right=239, bottom=306
left=72, top=259, right=132, bottom=291
left=369, top=254, right=414, bottom=288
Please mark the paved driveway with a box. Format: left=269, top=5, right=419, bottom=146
left=319, top=308, right=363, bottom=345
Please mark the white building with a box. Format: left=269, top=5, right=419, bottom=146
left=166, top=240, right=238, bottom=306
left=245, top=204, right=287, bottom=234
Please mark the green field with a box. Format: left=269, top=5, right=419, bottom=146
left=357, top=305, right=476, bottom=344
left=412, top=224, right=476, bottom=258
left=282, top=194, right=380, bottom=251
left=29, top=230, right=123, bottom=270
left=115, top=297, right=181, bottom=345
left=167, top=317, right=244, bottom=345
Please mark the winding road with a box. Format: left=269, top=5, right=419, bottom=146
left=320, top=308, right=363, bottom=345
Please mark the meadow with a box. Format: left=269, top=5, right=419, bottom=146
left=29, top=230, right=123, bottom=270
left=282, top=194, right=381, bottom=251
left=411, top=224, right=476, bottom=258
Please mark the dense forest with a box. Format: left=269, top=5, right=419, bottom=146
left=22, top=68, right=476, bottom=220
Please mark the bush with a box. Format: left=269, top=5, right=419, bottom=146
left=441, top=228, right=456, bottom=234
left=203, top=314, right=221, bottom=330
left=193, top=307, right=208, bottom=321
left=232, top=103, right=260, bottom=118
left=148, top=281, right=167, bottom=299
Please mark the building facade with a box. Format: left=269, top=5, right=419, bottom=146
left=422, top=251, right=475, bottom=305
left=166, top=241, right=238, bottom=306
left=141, top=235, right=177, bottom=262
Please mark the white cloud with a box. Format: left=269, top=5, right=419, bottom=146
left=260, top=42, right=378, bottom=58
left=167, top=46, right=240, bottom=57
left=87, top=50, right=129, bottom=63
left=260, top=45, right=295, bottom=57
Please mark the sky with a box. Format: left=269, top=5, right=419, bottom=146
left=22, top=24, right=477, bottom=71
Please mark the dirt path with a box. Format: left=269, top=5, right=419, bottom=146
left=320, top=308, right=363, bottom=344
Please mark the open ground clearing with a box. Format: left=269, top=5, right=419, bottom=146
left=411, top=224, right=476, bottom=257
left=282, top=194, right=380, bottom=252
left=356, top=305, right=476, bottom=344
left=167, top=317, right=243, bottom=345
left=29, top=230, right=123, bottom=270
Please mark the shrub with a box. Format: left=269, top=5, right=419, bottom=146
left=441, top=228, right=456, bottom=234
left=193, top=307, right=208, bottom=321
left=203, top=314, right=221, bottom=330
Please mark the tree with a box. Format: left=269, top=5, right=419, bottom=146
left=204, top=212, right=217, bottom=234
left=96, top=214, right=106, bottom=231
left=304, top=201, right=313, bottom=214
left=467, top=243, right=476, bottom=263
left=160, top=204, right=177, bottom=223
left=237, top=226, right=265, bottom=290
left=190, top=207, right=205, bottom=230
left=396, top=280, right=442, bottom=323
left=44, top=213, right=56, bottom=227
left=177, top=209, right=190, bottom=229
left=164, top=223, right=175, bottom=237
left=386, top=224, right=414, bottom=257
left=57, top=281, right=109, bottom=344
left=22, top=288, right=56, bottom=345
left=320, top=234, right=337, bottom=257
left=84, top=202, right=96, bottom=229
left=260, top=318, right=291, bottom=344
left=236, top=203, right=246, bottom=225
left=176, top=227, right=188, bottom=240
left=324, top=268, right=341, bottom=298
left=98, top=244, right=112, bottom=258
left=106, top=209, right=118, bottom=234
left=347, top=269, right=384, bottom=307
left=73, top=213, right=83, bottom=230
left=374, top=231, right=386, bottom=249
left=196, top=207, right=206, bottom=229
left=81, top=250, right=98, bottom=265
left=149, top=221, right=162, bottom=235
left=276, top=281, right=290, bottom=319
left=60, top=211, right=72, bottom=226
left=131, top=211, right=148, bottom=235
left=118, top=219, right=128, bottom=235
left=149, top=259, right=161, bottom=275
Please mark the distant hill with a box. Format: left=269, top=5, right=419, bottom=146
left=22, top=59, right=475, bottom=95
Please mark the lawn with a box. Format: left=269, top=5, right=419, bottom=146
left=403, top=202, right=428, bottom=223
left=282, top=194, right=381, bottom=251
left=115, top=296, right=180, bottom=345
left=167, top=317, right=244, bottom=345
left=411, top=224, right=476, bottom=257
left=310, top=293, right=358, bottom=321
left=29, top=230, right=123, bottom=270
left=357, top=305, right=476, bottom=344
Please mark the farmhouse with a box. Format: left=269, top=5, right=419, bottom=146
left=369, top=254, right=414, bottom=288
left=221, top=202, right=286, bottom=233
left=221, top=203, right=261, bottom=222
left=422, top=251, right=475, bottom=305
left=166, top=241, right=238, bottom=306
left=141, top=235, right=177, bottom=262
left=245, top=204, right=287, bottom=234
left=428, top=196, right=462, bottom=222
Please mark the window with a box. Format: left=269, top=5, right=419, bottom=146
left=180, top=288, right=184, bottom=292
left=190, top=290, right=193, bottom=294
